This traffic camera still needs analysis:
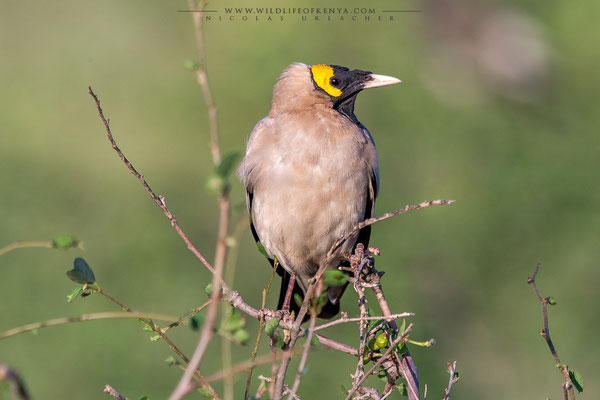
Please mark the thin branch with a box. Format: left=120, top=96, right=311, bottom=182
left=314, top=313, right=413, bottom=332
left=327, top=200, right=455, bottom=263
left=288, top=311, right=318, bottom=398
left=527, top=263, right=576, bottom=400
left=87, top=86, right=222, bottom=284
left=0, top=240, right=52, bottom=257
left=92, top=284, right=218, bottom=398
left=441, top=361, right=457, bottom=400
left=0, top=363, right=30, bottom=400
left=103, top=384, right=128, bottom=400
left=163, top=300, right=212, bottom=333
left=245, top=262, right=278, bottom=399
left=0, top=312, right=178, bottom=340
left=257, top=376, right=301, bottom=400
left=372, top=279, right=420, bottom=400
left=187, top=0, right=221, bottom=165
left=170, top=1, right=232, bottom=397
left=314, top=333, right=358, bottom=356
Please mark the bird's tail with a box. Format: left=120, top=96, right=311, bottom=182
left=277, top=268, right=348, bottom=320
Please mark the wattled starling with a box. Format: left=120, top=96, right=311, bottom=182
left=237, top=63, right=400, bottom=318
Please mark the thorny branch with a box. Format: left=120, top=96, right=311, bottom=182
left=528, top=264, right=577, bottom=400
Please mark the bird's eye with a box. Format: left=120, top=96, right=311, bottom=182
left=330, top=77, right=341, bottom=87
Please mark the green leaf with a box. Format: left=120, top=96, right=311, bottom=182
left=293, top=293, right=304, bottom=308
left=368, top=337, right=378, bottom=351
left=197, top=388, right=215, bottom=399
left=204, top=283, right=213, bottom=297
left=255, top=240, right=270, bottom=258
left=190, top=315, right=203, bottom=331
left=322, top=269, right=347, bottom=287
left=397, top=382, right=408, bottom=396
left=310, top=333, right=320, bottom=346
left=164, top=356, right=176, bottom=366
left=315, top=292, right=328, bottom=314
left=368, top=318, right=384, bottom=331
left=66, top=287, right=83, bottom=302
left=547, top=296, right=557, bottom=305
left=569, top=370, right=584, bottom=393
left=377, top=369, right=388, bottom=382
left=399, top=318, right=406, bottom=334
left=221, top=313, right=245, bottom=333
left=66, top=257, right=95, bottom=284
left=275, top=335, right=286, bottom=349
left=143, top=324, right=154, bottom=332
left=216, top=151, right=240, bottom=179
left=395, top=342, right=407, bottom=354
left=184, top=60, right=200, bottom=71
left=264, top=317, right=280, bottom=338
left=233, top=329, right=250, bottom=344
left=205, top=174, right=226, bottom=195
left=150, top=335, right=160, bottom=342
left=52, top=235, right=79, bottom=250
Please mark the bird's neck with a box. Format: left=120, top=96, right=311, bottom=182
left=334, top=94, right=360, bottom=125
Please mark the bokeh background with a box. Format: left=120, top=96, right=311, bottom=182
left=1, top=0, right=598, bottom=398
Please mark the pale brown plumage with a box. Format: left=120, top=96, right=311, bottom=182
left=237, top=62, right=400, bottom=318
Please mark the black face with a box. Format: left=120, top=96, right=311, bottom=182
left=328, top=65, right=374, bottom=125
left=328, top=65, right=374, bottom=100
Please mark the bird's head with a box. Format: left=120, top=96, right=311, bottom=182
left=311, top=64, right=401, bottom=124
left=270, top=63, right=401, bottom=124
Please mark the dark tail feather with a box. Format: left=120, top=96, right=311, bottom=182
left=277, top=269, right=347, bottom=320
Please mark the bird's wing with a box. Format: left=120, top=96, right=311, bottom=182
left=237, top=118, right=281, bottom=272
left=322, top=166, right=378, bottom=316
left=355, top=170, right=378, bottom=249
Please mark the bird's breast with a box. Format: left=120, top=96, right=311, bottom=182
left=249, top=110, right=376, bottom=279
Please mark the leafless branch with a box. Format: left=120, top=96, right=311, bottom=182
left=0, top=240, right=52, bottom=256
left=103, top=384, right=128, bottom=400
left=528, top=263, right=577, bottom=400
left=288, top=311, right=318, bottom=398
left=257, top=375, right=301, bottom=400
left=87, top=87, right=221, bottom=283
left=328, top=200, right=455, bottom=261
left=187, top=0, right=221, bottom=165
left=245, top=262, right=278, bottom=399
left=0, top=312, right=178, bottom=340
left=442, top=361, right=458, bottom=400
left=314, top=313, right=414, bottom=332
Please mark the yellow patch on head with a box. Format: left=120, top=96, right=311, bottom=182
left=311, top=64, right=342, bottom=97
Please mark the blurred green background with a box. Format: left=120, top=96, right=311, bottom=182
left=1, top=0, right=598, bottom=398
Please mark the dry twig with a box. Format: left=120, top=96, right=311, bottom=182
left=103, top=384, right=128, bottom=400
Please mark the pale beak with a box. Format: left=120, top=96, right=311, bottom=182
left=363, top=74, right=402, bottom=89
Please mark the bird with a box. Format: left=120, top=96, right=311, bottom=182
left=237, top=63, right=400, bottom=319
